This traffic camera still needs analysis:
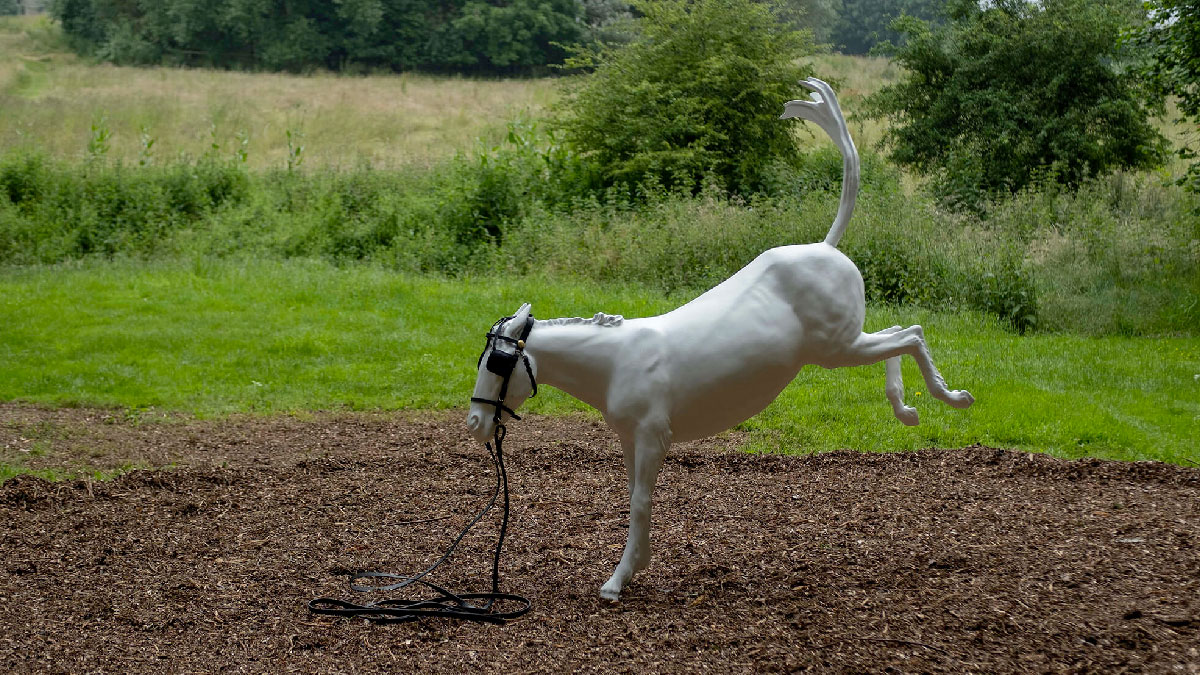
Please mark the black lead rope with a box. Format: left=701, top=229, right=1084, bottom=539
left=309, top=314, right=535, bottom=625
left=307, top=423, right=531, bottom=625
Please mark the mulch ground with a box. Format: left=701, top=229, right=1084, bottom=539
left=1, top=404, right=1198, bottom=673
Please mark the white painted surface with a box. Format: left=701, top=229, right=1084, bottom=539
left=467, top=79, right=974, bottom=600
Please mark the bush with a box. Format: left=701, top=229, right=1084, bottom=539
left=554, top=0, right=814, bottom=197
left=439, top=119, right=600, bottom=248
left=0, top=152, right=50, bottom=208
left=986, top=173, right=1200, bottom=335
left=866, top=0, right=1167, bottom=211
left=3, top=145, right=1195, bottom=337
left=1132, top=0, right=1200, bottom=197
left=968, top=262, right=1039, bottom=335
left=0, top=151, right=249, bottom=262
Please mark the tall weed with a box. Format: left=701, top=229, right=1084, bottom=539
left=1, top=147, right=1195, bottom=337
left=438, top=118, right=599, bottom=248
left=986, top=173, right=1199, bottom=335
left=0, top=150, right=249, bottom=262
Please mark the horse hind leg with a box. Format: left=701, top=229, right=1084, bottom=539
left=886, top=356, right=919, bottom=425
left=875, top=326, right=919, bottom=425
left=838, top=325, right=974, bottom=412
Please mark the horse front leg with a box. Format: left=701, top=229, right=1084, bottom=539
left=600, top=423, right=670, bottom=601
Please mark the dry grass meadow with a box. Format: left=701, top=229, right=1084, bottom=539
left=0, top=15, right=560, bottom=169
left=0, top=15, right=925, bottom=171
left=3, top=13, right=1194, bottom=172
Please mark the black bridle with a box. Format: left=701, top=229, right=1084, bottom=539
left=306, top=314, right=538, bottom=625
left=471, top=314, right=537, bottom=423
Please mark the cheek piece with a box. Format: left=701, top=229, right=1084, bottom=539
left=471, top=315, right=537, bottom=424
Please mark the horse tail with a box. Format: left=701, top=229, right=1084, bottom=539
left=779, top=78, right=860, bottom=249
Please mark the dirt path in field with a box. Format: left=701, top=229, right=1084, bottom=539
left=2, top=404, right=1198, bottom=673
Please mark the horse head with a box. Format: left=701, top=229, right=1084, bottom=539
left=466, top=302, right=537, bottom=443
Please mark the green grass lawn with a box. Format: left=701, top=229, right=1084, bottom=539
left=1, top=259, right=1197, bottom=465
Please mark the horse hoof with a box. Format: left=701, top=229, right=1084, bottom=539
left=600, top=573, right=626, bottom=601
left=895, top=405, right=919, bottom=426
left=949, top=390, right=974, bottom=409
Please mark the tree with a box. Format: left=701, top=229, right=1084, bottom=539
left=866, top=0, right=1166, bottom=208
left=829, top=0, right=946, bottom=55
left=554, top=0, right=814, bottom=196
left=773, top=0, right=839, bottom=45
left=1, top=0, right=20, bottom=16
left=49, top=0, right=586, bottom=73
left=453, top=0, right=582, bottom=70
left=579, top=0, right=635, bottom=47
left=1134, top=0, right=1200, bottom=193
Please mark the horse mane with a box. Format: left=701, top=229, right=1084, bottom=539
left=539, top=312, right=625, bottom=328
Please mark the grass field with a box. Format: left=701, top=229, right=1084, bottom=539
left=1, top=260, right=1196, bottom=467
left=0, top=15, right=559, bottom=169
left=0, top=15, right=914, bottom=170
left=5, top=13, right=1194, bottom=170
left=2, top=15, right=1197, bottom=475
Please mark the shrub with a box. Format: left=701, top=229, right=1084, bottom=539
left=554, top=0, right=814, bottom=197
left=968, top=262, right=1039, bottom=335
left=0, top=152, right=50, bottom=209
left=2, top=145, right=1195, bottom=337
left=440, top=119, right=599, bottom=247
left=0, top=152, right=250, bottom=262
left=866, top=0, right=1167, bottom=211
left=988, top=173, right=1200, bottom=335
left=1132, top=0, right=1200, bottom=197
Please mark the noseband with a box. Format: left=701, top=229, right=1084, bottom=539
left=472, top=315, right=537, bottom=424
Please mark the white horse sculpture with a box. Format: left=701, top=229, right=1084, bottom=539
left=467, top=78, right=974, bottom=601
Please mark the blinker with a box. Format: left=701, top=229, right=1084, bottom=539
left=486, top=349, right=519, bottom=376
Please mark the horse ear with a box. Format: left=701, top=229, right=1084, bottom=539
left=508, top=303, right=532, bottom=335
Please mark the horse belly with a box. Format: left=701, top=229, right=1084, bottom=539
left=665, top=329, right=805, bottom=443
left=669, top=370, right=798, bottom=442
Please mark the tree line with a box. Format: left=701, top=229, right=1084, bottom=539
left=45, top=0, right=952, bottom=72
left=48, top=0, right=623, bottom=73
left=39, top=0, right=1199, bottom=204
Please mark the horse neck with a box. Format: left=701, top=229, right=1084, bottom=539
left=526, top=320, right=622, bottom=412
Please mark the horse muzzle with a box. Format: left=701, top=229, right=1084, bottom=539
left=466, top=409, right=493, bottom=443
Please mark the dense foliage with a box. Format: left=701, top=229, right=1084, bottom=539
left=1134, top=0, right=1200, bottom=194
left=0, top=0, right=20, bottom=15
left=553, top=0, right=814, bottom=197
left=3, top=141, right=1196, bottom=336
left=866, top=0, right=1166, bottom=209
left=49, top=0, right=595, bottom=73
left=773, top=0, right=838, bottom=44
left=828, top=0, right=945, bottom=54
